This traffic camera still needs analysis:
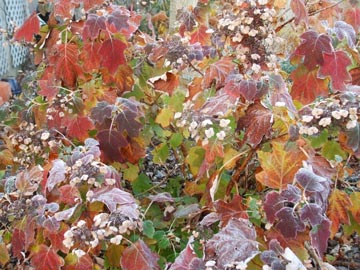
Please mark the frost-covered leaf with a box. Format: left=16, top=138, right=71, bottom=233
left=295, top=168, right=327, bottom=192
left=237, top=102, right=272, bottom=147
left=89, top=186, right=137, bottom=212
left=171, top=238, right=204, bottom=270
left=203, top=57, right=235, bottom=89
left=318, top=51, right=352, bottom=91
left=292, top=31, right=333, bottom=70
left=205, top=218, right=259, bottom=269
left=15, top=166, right=43, bottom=195
left=330, top=21, right=356, bottom=48
left=120, top=240, right=160, bottom=270
left=82, top=14, right=106, bottom=40
left=275, top=207, right=305, bottom=238
left=300, top=203, right=324, bottom=227
left=264, top=191, right=284, bottom=224
left=310, top=218, right=331, bottom=256
left=14, top=12, right=40, bottom=42
left=280, top=185, right=301, bottom=203
left=148, top=192, right=175, bottom=203
left=148, top=71, right=179, bottom=95
left=290, top=0, right=308, bottom=26
left=54, top=205, right=79, bottom=221
left=224, top=79, right=268, bottom=101
left=47, top=160, right=66, bottom=191
left=268, top=74, right=296, bottom=113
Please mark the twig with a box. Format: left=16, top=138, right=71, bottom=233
left=305, top=241, right=323, bottom=270
left=187, top=59, right=204, bottom=77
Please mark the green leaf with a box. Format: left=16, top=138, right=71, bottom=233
left=185, top=146, right=205, bottom=176
left=153, top=231, right=170, bottom=249
left=321, top=140, right=347, bottom=161
left=132, top=173, right=152, bottom=195
left=343, top=213, right=360, bottom=237
left=123, top=163, right=140, bottom=182
left=155, top=108, right=173, bottom=128
left=143, top=220, right=155, bottom=238
left=310, top=129, right=328, bottom=148
left=152, top=143, right=169, bottom=165
left=0, top=243, right=10, bottom=266
left=169, top=133, right=183, bottom=148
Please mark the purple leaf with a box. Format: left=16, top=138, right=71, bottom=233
left=199, top=212, right=220, bottom=227
left=295, top=168, right=327, bottom=192
left=171, top=238, right=199, bottom=270
left=269, top=74, right=297, bottom=113
left=42, top=216, right=60, bottom=232
left=330, top=21, right=356, bottom=48
left=300, top=203, right=324, bottom=227
left=54, top=205, right=79, bottom=221
left=280, top=185, right=301, bottom=203
left=205, top=218, right=259, bottom=269
left=310, top=218, right=331, bottom=256
left=47, top=160, right=66, bottom=191
left=263, top=191, right=284, bottom=224
left=260, top=250, right=278, bottom=265
left=275, top=207, right=305, bottom=238
left=148, top=192, right=174, bottom=203
left=189, top=258, right=205, bottom=270
left=89, top=186, right=137, bottom=212
left=268, top=239, right=284, bottom=255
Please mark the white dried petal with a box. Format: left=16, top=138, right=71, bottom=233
left=346, top=120, right=357, bottom=129
left=216, top=131, right=226, bottom=140
left=174, top=112, right=182, bottom=119
left=205, top=128, right=215, bottom=138
left=201, top=119, right=213, bottom=127
left=110, top=235, right=123, bottom=245
left=331, top=111, right=342, bottom=120
left=73, top=249, right=86, bottom=258
left=319, top=117, right=331, bottom=127
left=220, top=119, right=231, bottom=127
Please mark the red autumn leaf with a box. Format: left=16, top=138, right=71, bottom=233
left=224, top=79, right=259, bottom=101
left=50, top=43, right=83, bottom=87
left=11, top=229, right=25, bottom=259
left=99, top=39, right=127, bottom=74
left=327, top=189, right=352, bottom=237
left=290, top=0, right=308, bottom=26
left=82, top=14, right=106, bottom=40
left=345, top=7, right=360, bottom=31
left=203, top=57, right=235, bottom=89
left=237, top=102, right=273, bottom=147
left=203, top=142, right=224, bottom=164
left=189, top=25, right=211, bottom=46
left=171, top=239, right=204, bottom=270
left=101, top=64, right=134, bottom=94
left=80, top=42, right=102, bottom=72
left=256, top=142, right=306, bottom=190
left=43, top=223, right=70, bottom=253
left=148, top=71, right=179, bottom=95
left=63, top=115, right=94, bottom=142
left=38, top=80, right=59, bottom=101
left=106, top=7, right=141, bottom=39
left=31, top=244, right=64, bottom=270
left=214, top=195, right=249, bottom=227
left=58, top=185, right=81, bottom=205
left=120, top=240, right=160, bottom=270
left=292, top=31, right=333, bottom=69
left=290, top=64, right=329, bottom=104
left=14, top=12, right=40, bottom=42
left=310, top=218, right=331, bottom=256
left=54, top=0, right=73, bottom=19
left=205, top=218, right=259, bottom=269
left=97, top=129, right=128, bottom=163
left=318, top=51, right=352, bottom=91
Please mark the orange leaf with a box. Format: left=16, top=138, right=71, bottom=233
left=203, top=57, right=235, bottom=89
left=148, top=71, right=179, bottom=95
left=189, top=25, right=211, bottom=46
left=256, top=142, right=306, bottom=190
left=327, top=189, right=352, bottom=238
left=31, top=244, right=64, bottom=270
left=214, top=195, right=248, bottom=227
left=349, top=192, right=360, bottom=224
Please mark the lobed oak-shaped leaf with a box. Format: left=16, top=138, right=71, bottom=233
left=15, top=166, right=43, bottom=195
left=237, top=102, right=272, bottom=147
left=310, top=218, right=331, bottom=256
left=171, top=238, right=204, bottom=270
left=82, top=14, right=106, bottom=40
left=256, top=142, right=306, bottom=189
left=99, top=39, right=127, bottom=74
left=275, top=207, right=305, bottom=238
left=292, top=31, right=333, bottom=70
left=318, top=51, right=352, bottom=91
left=148, top=71, right=179, bottom=95
left=30, top=244, right=64, bottom=270
left=264, top=191, right=284, bottom=224
left=300, top=203, right=324, bottom=227
left=47, top=160, right=66, bottom=192
left=205, top=218, right=259, bottom=270
left=290, top=0, right=308, bottom=26
left=198, top=93, right=238, bottom=117
left=120, top=240, right=160, bottom=270
left=327, top=189, right=352, bottom=237
left=295, top=168, right=327, bottom=192
left=89, top=186, right=137, bottom=212
left=330, top=21, right=356, bottom=48
left=203, top=57, right=235, bottom=89
left=14, top=12, right=40, bottom=42
left=189, top=25, right=211, bottom=46
left=224, top=79, right=264, bottom=101
left=214, top=195, right=248, bottom=227
left=49, top=44, right=83, bottom=88
left=96, top=129, right=129, bottom=163
left=63, top=115, right=94, bottom=142
left=106, top=7, right=141, bottom=39
left=43, top=223, right=70, bottom=253
left=80, top=42, right=102, bottom=72
left=290, top=64, right=330, bottom=104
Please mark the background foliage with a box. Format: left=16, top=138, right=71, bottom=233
left=0, top=0, right=360, bottom=269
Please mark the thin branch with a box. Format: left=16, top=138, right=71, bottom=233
left=187, top=59, right=204, bottom=77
